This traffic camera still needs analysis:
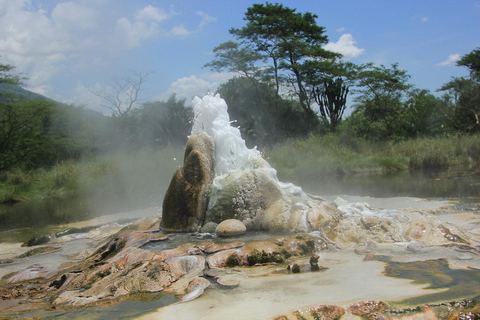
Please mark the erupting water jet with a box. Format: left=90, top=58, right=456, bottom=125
left=161, top=94, right=341, bottom=234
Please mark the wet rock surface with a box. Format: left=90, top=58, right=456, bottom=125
left=0, top=218, right=330, bottom=318
left=215, top=218, right=247, bottom=237
left=1, top=196, right=480, bottom=319
left=161, top=131, right=215, bottom=232
left=271, top=298, right=480, bottom=319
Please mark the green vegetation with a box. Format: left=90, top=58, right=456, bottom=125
left=265, top=134, right=480, bottom=181
left=0, top=146, right=183, bottom=204
left=1, top=3, right=479, bottom=207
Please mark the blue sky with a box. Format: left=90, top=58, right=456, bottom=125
left=0, top=0, right=479, bottom=114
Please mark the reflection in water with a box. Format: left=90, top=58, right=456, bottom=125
left=377, top=256, right=480, bottom=307
left=293, top=170, right=480, bottom=199
left=19, top=293, right=178, bottom=320
left=2, top=170, right=479, bottom=233
left=0, top=195, right=153, bottom=232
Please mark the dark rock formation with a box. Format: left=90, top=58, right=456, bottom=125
left=161, top=131, right=215, bottom=232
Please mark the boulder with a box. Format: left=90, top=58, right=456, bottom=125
left=200, top=221, right=218, bottom=233
left=215, top=219, right=247, bottom=237
left=206, top=167, right=284, bottom=229
left=161, top=131, right=215, bottom=232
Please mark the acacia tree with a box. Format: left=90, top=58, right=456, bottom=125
left=204, top=41, right=265, bottom=91
left=230, top=2, right=339, bottom=128
left=457, top=46, right=480, bottom=79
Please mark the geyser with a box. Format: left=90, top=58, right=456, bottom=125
left=160, top=94, right=475, bottom=251
left=161, top=94, right=341, bottom=233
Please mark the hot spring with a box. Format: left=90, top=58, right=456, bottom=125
left=1, top=94, right=480, bottom=320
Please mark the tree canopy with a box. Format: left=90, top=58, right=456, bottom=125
left=457, top=46, right=480, bottom=79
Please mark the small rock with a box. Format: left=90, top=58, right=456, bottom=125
left=354, top=248, right=373, bottom=255
left=22, top=235, right=53, bottom=247
left=200, top=222, right=218, bottom=233
left=407, top=242, right=425, bottom=253
left=456, top=253, right=474, bottom=260
left=310, top=254, right=320, bottom=271
left=217, top=275, right=240, bottom=287
left=291, top=264, right=300, bottom=273
left=204, top=268, right=220, bottom=278
left=215, top=219, right=246, bottom=237
left=180, top=277, right=210, bottom=302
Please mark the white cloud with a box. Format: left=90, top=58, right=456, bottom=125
left=0, top=1, right=217, bottom=104
left=196, top=11, right=217, bottom=29
left=115, top=5, right=176, bottom=48
left=421, top=17, right=429, bottom=22
left=170, top=25, right=190, bottom=36
left=158, top=72, right=234, bottom=104
left=436, top=53, right=460, bottom=66
left=168, top=11, right=216, bottom=36
left=115, top=17, right=159, bottom=48
left=336, top=27, right=345, bottom=32
left=134, top=5, right=169, bottom=22
left=52, top=2, right=98, bottom=30
left=0, top=0, right=105, bottom=93
left=324, top=34, right=365, bottom=60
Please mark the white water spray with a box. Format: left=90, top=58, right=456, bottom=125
left=191, top=94, right=262, bottom=176
left=192, top=94, right=307, bottom=199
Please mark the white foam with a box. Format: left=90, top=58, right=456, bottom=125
left=191, top=94, right=311, bottom=201
left=192, top=94, right=261, bottom=176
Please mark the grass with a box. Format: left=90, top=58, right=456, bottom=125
left=2, top=134, right=479, bottom=205
left=0, top=146, right=184, bottom=204
left=263, top=134, right=480, bottom=181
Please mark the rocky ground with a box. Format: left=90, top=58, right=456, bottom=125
left=0, top=198, right=480, bottom=319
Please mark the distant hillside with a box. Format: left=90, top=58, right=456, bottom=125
left=0, top=83, right=51, bottom=101
left=0, top=83, right=106, bottom=119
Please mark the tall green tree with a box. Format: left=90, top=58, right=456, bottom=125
left=134, top=95, right=192, bottom=148
left=457, top=46, right=480, bottom=79
left=402, top=89, right=450, bottom=137
left=439, top=47, right=480, bottom=133
left=440, top=77, right=480, bottom=133
left=218, top=76, right=309, bottom=147
left=0, top=98, right=51, bottom=170
left=351, top=63, right=412, bottom=139
left=0, top=63, right=21, bottom=86
left=230, top=2, right=339, bottom=127
left=204, top=41, right=265, bottom=92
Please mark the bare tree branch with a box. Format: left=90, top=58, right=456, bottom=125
left=89, top=71, right=153, bottom=116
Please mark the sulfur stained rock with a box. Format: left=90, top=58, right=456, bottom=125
left=206, top=234, right=320, bottom=268
left=348, top=300, right=389, bottom=316
left=199, top=241, right=245, bottom=254
left=271, top=304, right=345, bottom=320
left=161, top=131, right=215, bottom=232
left=180, top=277, right=210, bottom=302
